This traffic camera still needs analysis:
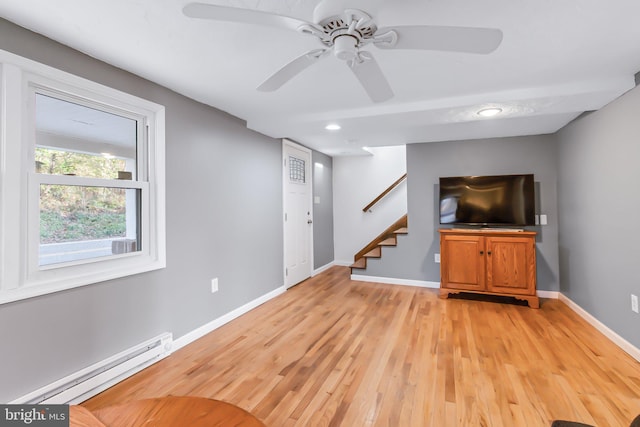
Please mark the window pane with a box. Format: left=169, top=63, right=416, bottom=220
left=35, top=147, right=128, bottom=179
left=39, top=185, right=141, bottom=266
left=35, top=93, right=137, bottom=179
left=289, top=156, right=305, bottom=183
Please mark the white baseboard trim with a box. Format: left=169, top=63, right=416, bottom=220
left=350, top=274, right=440, bottom=289
left=537, top=290, right=559, bottom=299
left=334, top=260, right=353, bottom=267
left=313, top=261, right=336, bottom=276
left=172, top=285, right=286, bottom=352
left=558, top=293, right=640, bottom=362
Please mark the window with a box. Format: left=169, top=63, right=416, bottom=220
left=0, top=49, right=165, bottom=304
left=34, top=92, right=144, bottom=267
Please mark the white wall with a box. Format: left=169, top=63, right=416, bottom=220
left=333, top=146, right=407, bottom=264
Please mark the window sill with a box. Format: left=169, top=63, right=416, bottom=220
left=0, top=255, right=166, bottom=305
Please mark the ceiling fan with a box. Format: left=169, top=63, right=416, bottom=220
left=183, top=1, right=503, bottom=103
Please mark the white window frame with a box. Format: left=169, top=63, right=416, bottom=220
left=0, top=49, right=166, bottom=304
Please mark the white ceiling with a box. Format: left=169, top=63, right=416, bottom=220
left=2, top=0, right=640, bottom=156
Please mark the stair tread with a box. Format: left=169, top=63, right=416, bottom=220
left=394, top=227, right=408, bottom=234
left=379, top=237, right=397, bottom=246
left=350, top=258, right=367, bottom=269
left=364, top=247, right=382, bottom=258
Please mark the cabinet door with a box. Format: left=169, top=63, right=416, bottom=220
left=441, top=235, right=485, bottom=291
left=485, top=236, right=536, bottom=295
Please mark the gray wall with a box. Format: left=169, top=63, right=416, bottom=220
left=0, top=19, right=286, bottom=402
left=557, top=86, right=640, bottom=349
left=312, top=150, right=334, bottom=270
left=361, top=135, right=561, bottom=292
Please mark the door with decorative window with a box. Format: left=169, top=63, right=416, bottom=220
left=283, top=140, right=313, bottom=288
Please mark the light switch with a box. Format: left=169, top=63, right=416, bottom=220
left=540, top=214, right=548, bottom=225
left=314, top=196, right=320, bottom=204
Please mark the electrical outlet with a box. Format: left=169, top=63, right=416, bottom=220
left=434, top=253, right=440, bottom=263
left=632, top=294, right=639, bottom=313
left=211, top=278, right=219, bottom=293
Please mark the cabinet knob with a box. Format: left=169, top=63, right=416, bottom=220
left=480, top=251, right=484, bottom=255
left=488, top=251, right=492, bottom=255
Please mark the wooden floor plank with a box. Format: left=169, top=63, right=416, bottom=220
left=83, top=267, right=640, bottom=426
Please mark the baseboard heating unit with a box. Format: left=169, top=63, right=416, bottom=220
left=11, top=332, right=173, bottom=405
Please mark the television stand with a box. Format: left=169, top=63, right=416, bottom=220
left=453, top=227, right=524, bottom=232
left=439, top=229, right=539, bottom=308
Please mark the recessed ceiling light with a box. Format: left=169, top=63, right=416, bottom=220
left=477, top=107, right=503, bottom=117
left=325, top=123, right=341, bottom=130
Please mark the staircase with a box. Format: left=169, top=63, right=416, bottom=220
left=350, top=215, right=408, bottom=273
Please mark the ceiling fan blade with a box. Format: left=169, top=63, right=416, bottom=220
left=376, top=26, right=503, bottom=54
left=183, top=3, right=312, bottom=32
left=258, top=49, right=329, bottom=92
left=347, top=53, right=394, bottom=103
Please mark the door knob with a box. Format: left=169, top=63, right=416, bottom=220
left=307, top=219, right=313, bottom=224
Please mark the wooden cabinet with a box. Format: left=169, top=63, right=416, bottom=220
left=439, top=229, right=539, bottom=308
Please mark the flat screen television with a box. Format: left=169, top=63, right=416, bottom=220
left=439, top=174, right=535, bottom=226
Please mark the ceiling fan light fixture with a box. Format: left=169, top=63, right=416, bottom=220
left=334, top=35, right=358, bottom=61
left=325, top=123, right=341, bottom=130
left=477, top=107, right=503, bottom=117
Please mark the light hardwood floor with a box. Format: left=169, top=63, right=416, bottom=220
left=83, top=266, right=640, bottom=426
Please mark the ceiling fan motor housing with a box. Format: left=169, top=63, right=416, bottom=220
left=312, top=0, right=379, bottom=24
left=311, top=9, right=377, bottom=47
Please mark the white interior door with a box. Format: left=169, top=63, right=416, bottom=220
left=283, top=139, right=313, bottom=288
